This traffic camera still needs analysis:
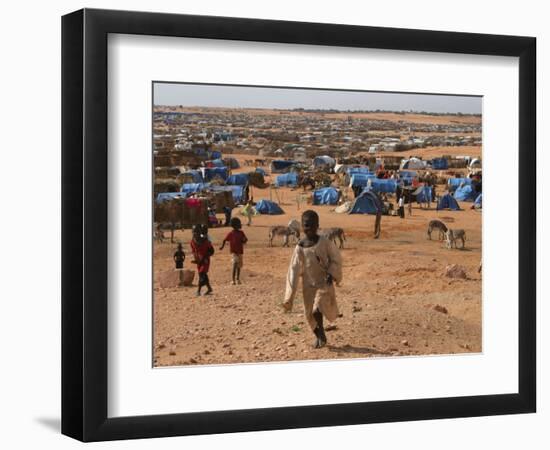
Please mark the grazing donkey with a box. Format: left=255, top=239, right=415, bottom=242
left=269, top=226, right=300, bottom=247
left=321, top=227, right=346, bottom=249
left=427, top=219, right=448, bottom=240
left=445, top=229, right=466, bottom=249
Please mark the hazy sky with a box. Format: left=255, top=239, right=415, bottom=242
left=154, top=82, right=481, bottom=114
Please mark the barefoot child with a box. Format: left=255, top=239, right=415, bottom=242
left=219, top=217, right=248, bottom=285
left=190, top=224, right=214, bottom=296
left=282, top=210, right=342, bottom=348
left=173, top=242, right=186, bottom=269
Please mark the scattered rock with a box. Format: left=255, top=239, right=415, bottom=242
left=203, top=349, right=210, bottom=355
left=401, top=340, right=409, bottom=346
left=169, top=347, right=177, bottom=356
left=444, top=264, right=468, bottom=279
left=352, top=306, right=362, bottom=312
left=325, top=324, right=337, bottom=331
left=287, top=342, right=296, bottom=347
left=189, top=357, right=197, bottom=364
left=433, top=304, right=448, bottom=314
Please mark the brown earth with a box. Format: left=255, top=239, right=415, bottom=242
left=153, top=156, right=482, bottom=367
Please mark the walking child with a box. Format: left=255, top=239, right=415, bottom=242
left=190, top=224, right=214, bottom=296
left=173, top=242, right=186, bottom=269
left=282, top=210, right=343, bottom=349
left=219, top=217, right=248, bottom=285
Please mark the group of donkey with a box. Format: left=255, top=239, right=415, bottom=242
left=426, top=219, right=466, bottom=249
left=268, top=219, right=346, bottom=249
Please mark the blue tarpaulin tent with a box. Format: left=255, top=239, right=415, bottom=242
left=454, top=184, right=477, bottom=201
left=226, top=173, right=249, bottom=186
left=347, top=167, right=371, bottom=176
left=349, top=190, right=383, bottom=215
left=474, top=193, right=482, bottom=208
left=180, top=183, right=210, bottom=196
left=202, top=167, right=228, bottom=181
left=275, top=172, right=299, bottom=187
left=350, top=173, right=376, bottom=187
left=448, top=177, right=472, bottom=192
left=270, top=160, right=296, bottom=173
left=209, top=185, right=247, bottom=204
left=437, top=193, right=461, bottom=211
left=156, top=192, right=187, bottom=204
left=313, top=187, right=339, bottom=205
left=431, top=158, right=448, bottom=170
left=210, top=150, right=222, bottom=160
left=369, top=179, right=398, bottom=194
left=255, top=199, right=284, bottom=215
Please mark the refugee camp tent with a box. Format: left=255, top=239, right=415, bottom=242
left=202, top=167, right=228, bottom=182
left=430, top=158, right=449, bottom=170
left=270, top=160, right=296, bottom=173
left=208, top=185, right=247, bottom=204
left=400, top=157, right=426, bottom=170
left=156, top=192, right=188, bottom=204
left=226, top=173, right=249, bottom=186
left=346, top=167, right=371, bottom=175
left=223, top=157, right=240, bottom=169
left=454, top=184, right=477, bottom=201
left=369, top=179, right=398, bottom=194
left=210, top=150, right=222, bottom=160
left=313, top=155, right=336, bottom=170
left=448, top=177, right=472, bottom=192
left=349, top=173, right=376, bottom=188
left=313, top=187, right=340, bottom=205
left=437, top=193, right=461, bottom=211
left=275, top=172, right=299, bottom=187
left=255, top=199, right=284, bottom=214
left=334, top=164, right=346, bottom=174
left=255, top=167, right=266, bottom=176
left=180, top=183, right=210, bottom=196
left=469, top=158, right=482, bottom=169
left=349, top=190, right=383, bottom=215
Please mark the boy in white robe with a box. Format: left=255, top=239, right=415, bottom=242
left=283, top=210, right=343, bottom=348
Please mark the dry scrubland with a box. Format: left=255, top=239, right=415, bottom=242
left=153, top=152, right=482, bottom=367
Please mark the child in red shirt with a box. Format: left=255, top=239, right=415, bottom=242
left=190, top=224, right=214, bottom=296
left=219, top=218, right=248, bottom=285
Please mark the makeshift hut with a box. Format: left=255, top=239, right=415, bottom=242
left=270, top=160, right=296, bottom=173
left=400, top=157, right=426, bottom=170
left=454, top=184, right=477, bottom=201
left=437, top=193, right=461, bottom=211
left=180, top=183, right=210, bottom=196
left=349, top=190, right=384, bottom=215
left=313, top=187, right=340, bottom=205
left=202, top=167, right=229, bottom=182
left=255, top=199, right=284, bottom=215
left=313, top=155, right=336, bottom=171
left=176, top=170, right=204, bottom=184
left=208, top=185, right=247, bottom=205
left=430, top=158, right=449, bottom=170
left=447, top=177, right=472, bottom=192
left=413, top=185, right=433, bottom=203
left=275, top=172, right=299, bottom=187
left=369, top=179, right=398, bottom=194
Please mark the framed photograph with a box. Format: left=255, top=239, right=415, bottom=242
left=62, top=8, right=536, bottom=442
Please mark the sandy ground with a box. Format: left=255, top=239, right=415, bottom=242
left=153, top=159, right=482, bottom=366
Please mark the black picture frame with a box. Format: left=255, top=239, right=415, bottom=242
left=62, top=8, right=536, bottom=442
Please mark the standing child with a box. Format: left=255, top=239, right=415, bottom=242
left=219, top=217, right=248, bottom=285
left=190, top=224, right=214, bottom=296
left=173, top=242, right=186, bottom=269
left=282, top=210, right=342, bottom=349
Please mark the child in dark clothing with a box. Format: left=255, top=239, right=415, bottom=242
left=219, top=218, right=248, bottom=285
left=190, top=224, right=214, bottom=296
left=173, top=243, right=186, bottom=269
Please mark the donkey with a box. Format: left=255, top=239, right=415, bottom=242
left=269, top=226, right=300, bottom=247
left=445, top=229, right=466, bottom=249
left=427, top=219, right=448, bottom=241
